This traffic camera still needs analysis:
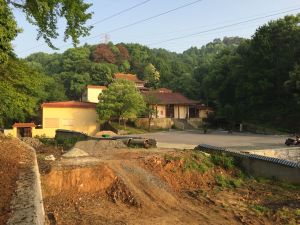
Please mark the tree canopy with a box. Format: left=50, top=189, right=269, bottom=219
left=96, top=79, right=146, bottom=126
left=1, top=0, right=92, bottom=63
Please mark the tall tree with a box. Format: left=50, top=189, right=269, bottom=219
left=6, top=0, right=92, bottom=48
left=144, top=63, right=160, bottom=89
left=0, top=0, right=20, bottom=63
left=0, top=59, right=48, bottom=127
left=97, top=79, right=146, bottom=127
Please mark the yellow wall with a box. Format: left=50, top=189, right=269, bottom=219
left=174, top=105, right=189, bottom=119
left=86, top=88, right=104, bottom=103
left=4, top=129, right=15, bottom=137
left=36, top=107, right=99, bottom=138
left=155, top=105, right=166, bottom=118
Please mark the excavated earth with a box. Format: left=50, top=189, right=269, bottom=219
left=0, top=135, right=34, bottom=224
left=35, top=140, right=300, bottom=225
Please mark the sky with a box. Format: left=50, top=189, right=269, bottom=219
left=12, top=0, right=300, bottom=58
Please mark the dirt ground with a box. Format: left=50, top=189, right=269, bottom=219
left=37, top=141, right=300, bottom=225
left=0, top=135, right=33, bottom=224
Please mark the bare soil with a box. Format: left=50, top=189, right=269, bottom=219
left=0, top=135, right=33, bottom=224
left=37, top=145, right=300, bottom=225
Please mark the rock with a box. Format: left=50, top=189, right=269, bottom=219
left=45, top=155, right=55, bottom=161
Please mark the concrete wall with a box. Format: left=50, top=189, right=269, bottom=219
left=135, top=118, right=173, bottom=129
left=196, top=144, right=300, bottom=185
left=7, top=141, right=45, bottom=225
left=187, top=118, right=203, bottom=129
left=4, top=129, right=16, bottom=137
left=242, top=148, right=300, bottom=163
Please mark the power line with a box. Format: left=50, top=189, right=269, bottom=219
left=46, top=0, right=204, bottom=50
left=122, top=4, right=300, bottom=40
left=17, top=0, right=152, bottom=55
left=148, top=7, right=300, bottom=46
left=90, top=0, right=152, bottom=26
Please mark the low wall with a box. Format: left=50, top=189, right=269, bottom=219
left=195, top=144, right=300, bottom=185
left=240, top=148, right=300, bottom=163
left=7, top=142, right=45, bottom=225
left=187, top=118, right=203, bottom=129
left=135, top=118, right=173, bottom=129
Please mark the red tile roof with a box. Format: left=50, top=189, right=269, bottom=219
left=114, top=73, right=144, bottom=83
left=142, top=92, right=198, bottom=105
left=13, top=123, right=36, bottom=128
left=42, top=101, right=96, bottom=109
left=87, top=85, right=107, bottom=89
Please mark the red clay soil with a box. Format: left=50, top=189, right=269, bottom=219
left=0, top=135, right=32, bottom=224
left=40, top=149, right=300, bottom=225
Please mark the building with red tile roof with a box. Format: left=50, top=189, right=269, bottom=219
left=42, top=101, right=96, bottom=108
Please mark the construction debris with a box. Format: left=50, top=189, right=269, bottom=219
left=62, top=148, right=89, bottom=158
left=44, top=155, right=55, bottom=161
left=20, top=137, right=43, bottom=149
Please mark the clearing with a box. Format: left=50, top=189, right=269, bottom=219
left=35, top=140, right=300, bottom=225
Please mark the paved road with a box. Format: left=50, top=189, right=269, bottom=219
left=134, top=130, right=287, bottom=149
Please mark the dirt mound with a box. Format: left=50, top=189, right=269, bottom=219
left=0, top=136, right=32, bottom=224
left=74, top=140, right=127, bottom=155
left=106, top=178, right=140, bottom=207
left=141, top=152, right=223, bottom=191
left=40, top=149, right=300, bottom=225
left=20, top=137, right=43, bottom=149
left=42, top=164, right=116, bottom=198
left=62, top=148, right=89, bottom=158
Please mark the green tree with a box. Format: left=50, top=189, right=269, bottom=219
left=0, top=59, right=48, bottom=127
left=6, top=0, right=92, bottom=48
left=97, top=79, right=146, bottom=127
left=285, top=63, right=300, bottom=104
left=144, top=63, right=160, bottom=89
left=0, top=0, right=20, bottom=63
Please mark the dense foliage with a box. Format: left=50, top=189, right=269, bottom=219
left=2, top=13, right=300, bottom=132
left=96, top=79, right=146, bottom=126
left=0, top=59, right=52, bottom=127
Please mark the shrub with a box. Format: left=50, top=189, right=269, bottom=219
left=211, top=153, right=235, bottom=169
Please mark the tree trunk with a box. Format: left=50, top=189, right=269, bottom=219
left=123, top=118, right=127, bottom=129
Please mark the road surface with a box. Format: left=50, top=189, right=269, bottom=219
left=133, top=130, right=287, bottom=150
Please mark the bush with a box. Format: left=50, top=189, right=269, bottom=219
left=55, top=136, right=85, bottom=150
left=184, top=152, right=213, bottom=173
left=211, top=153, right=235, bottom=169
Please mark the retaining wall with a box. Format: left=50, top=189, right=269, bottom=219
left=195, top=144, right=300, bottom=185
left=7, top=142, right=45, bottom=225
left=240, top=148, right=300, bottom=163
left=135, top=118, right=174, bottom=129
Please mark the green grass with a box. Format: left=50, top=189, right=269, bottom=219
left=183, top=151, right=214, bottom=173
left=110, top=122, right=148, bottom=134
left=211, top=153, right=235, bottom=170
left=215, top=174, right=244, bottom=188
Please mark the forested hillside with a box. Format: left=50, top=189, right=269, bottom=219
left=1, top=14, right=300, bottom=132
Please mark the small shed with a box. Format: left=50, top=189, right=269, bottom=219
left=13, top=123, right=36, bottom=138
